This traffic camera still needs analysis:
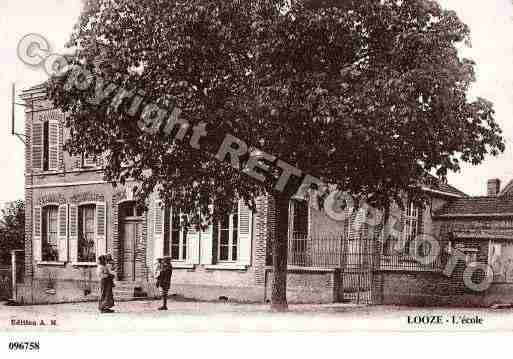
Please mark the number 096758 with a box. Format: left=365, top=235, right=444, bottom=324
left=8, top=342, right=40, bottom=350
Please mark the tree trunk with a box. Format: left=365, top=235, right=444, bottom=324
left=271, top=192, right=290, bottom=312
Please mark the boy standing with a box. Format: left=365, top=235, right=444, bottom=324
left=156, top=257, right=173, bottom=310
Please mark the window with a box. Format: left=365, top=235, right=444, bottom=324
left=291, top=200, right=308, bottom=239
left=288, top=199, right=309, bottom=266
left=78, top=204, right=96, bottom=262
left=120, top=201, right=143, bottom=219
left=32, top=117, right=59, bottom=171
left=218, top=211, right=238, bottom=262
left=82, top=154, right=98, bottom=168
left=402, top=201, right=419, bottom=255
left=42, top=206, right=59, bottom=261
left=169, top=210, right=187, bottom=261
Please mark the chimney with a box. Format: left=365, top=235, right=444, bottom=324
left=487, top=178, right=501, bottom=196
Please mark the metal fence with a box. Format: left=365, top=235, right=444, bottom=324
left=379, top=236, right=447, bottom=272
left=287, top=234, right=343, bottom=267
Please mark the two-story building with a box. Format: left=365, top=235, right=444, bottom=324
left=17, top=83, right=470, bottom=306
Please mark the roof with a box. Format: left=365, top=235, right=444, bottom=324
left=421, top=174, right=467, bottom=198
left=435, top=195, right=513, bottom=218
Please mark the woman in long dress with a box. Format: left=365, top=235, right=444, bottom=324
left=97, top=255, right=115, bottom=313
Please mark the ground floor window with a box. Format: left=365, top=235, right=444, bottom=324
left=42, top=206, right=59, bottom=261
left=78, top=204, right=96, bottom=262
left=402, top=201, right=419, bottom=255
left=170, top=210, right=187, bottom=261
left=218, top=211, right=238, bottom=262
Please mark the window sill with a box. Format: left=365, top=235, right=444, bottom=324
left=204, top=264, right=248, bottom=271
left=71, top=262, right=97, bottom=267
left=171, top=262, right=195, bottom=269
left=36, top=261, right=66, bottom=267
left=32, top=170, right=63, bottom=176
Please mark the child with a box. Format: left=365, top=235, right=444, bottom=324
left=154, top=258, right=163, bottom=287
left=156, top=257, right=173, bottom=310
left=97, top=255, right=115, bottom=313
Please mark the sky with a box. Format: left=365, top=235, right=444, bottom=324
left=0, top=0, right=512, bottom=204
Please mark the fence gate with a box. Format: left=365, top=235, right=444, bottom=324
left=339, top=234, right=376, bottom=304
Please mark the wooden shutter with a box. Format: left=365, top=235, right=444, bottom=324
left=69, top=204, right=79, bottom=262
left=58, top=204, right=68, bottom=262
left=32, top=122, right=44, bottom=171
left=200, top=225, right=213, bottom=265
left=48, top=120, right=60, bottom=170
left=96, top=202, right=107, bottom=256
left=186, top=216, right=200, bottom=264
left=153, top=200, right=164, bottom=260
left=33, top=206, right=42, bottom=262
left=238, top=200, right=253, bottom=266
left=58, top=120, right=64, bottom=169
left=200, top=204, right=214, bottom=265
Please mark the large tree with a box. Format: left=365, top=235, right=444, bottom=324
left=48, top=0, right=504, bottom=311
left=0, top=200, right=25, bottom=266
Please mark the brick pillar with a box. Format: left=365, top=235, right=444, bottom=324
left=254, top=195, right=270, bottom=286
left=111, top=197, right=120, bottom=280
left=140, top=209, right=149, bottom=281
left=24, top=107, right=34, bottom=279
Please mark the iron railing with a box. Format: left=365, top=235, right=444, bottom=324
left=287, top=234, right=345, bottom=268
left=379, top=236, right=447, bottom=272
left=285, top=233, right=447, bottom=272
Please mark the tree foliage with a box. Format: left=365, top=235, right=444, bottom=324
left=48, top=0, right=504, bottom=220
left=0, top=200, right=25, bottom=265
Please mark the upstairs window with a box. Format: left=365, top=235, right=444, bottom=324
left=32, top=117, right=59, bottom=171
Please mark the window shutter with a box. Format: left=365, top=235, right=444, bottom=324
left=69, top=204, right=78, bottom=262
left=153, top=200, right=164, bottom=260
left=186, top=217, right=200, bottom=264
left=238, top=201, right=253, bottom=266
left=33, top=206, right=42, bottom=262
left=48, top=120, right=60, bottom=170
left=58, top=204, right=68, bottom=262
left=31, top=122, right=44, bottom=171
left=200, top=224, right=213, bottom=265
left=58, top=121, right=64, bottom=170
left=199, top=204, right=214, bottom=265
left=96, top=202, right=107, bottom=256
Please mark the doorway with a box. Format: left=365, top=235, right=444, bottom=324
left=119, top=202, right=143, bottom=281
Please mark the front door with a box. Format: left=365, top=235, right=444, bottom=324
left=121, top=219, right=142, bottom=281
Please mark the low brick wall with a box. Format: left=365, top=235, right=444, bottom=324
left=16, top=278, right=101, bottom=305
left=374, top=270, right=486, bottom=307
left=265, top=268, right=340, bottom=304
left=483, top=283, right=513, bottom=307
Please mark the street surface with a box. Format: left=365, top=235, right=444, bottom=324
left=2, top=299, right=513, bottom=332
